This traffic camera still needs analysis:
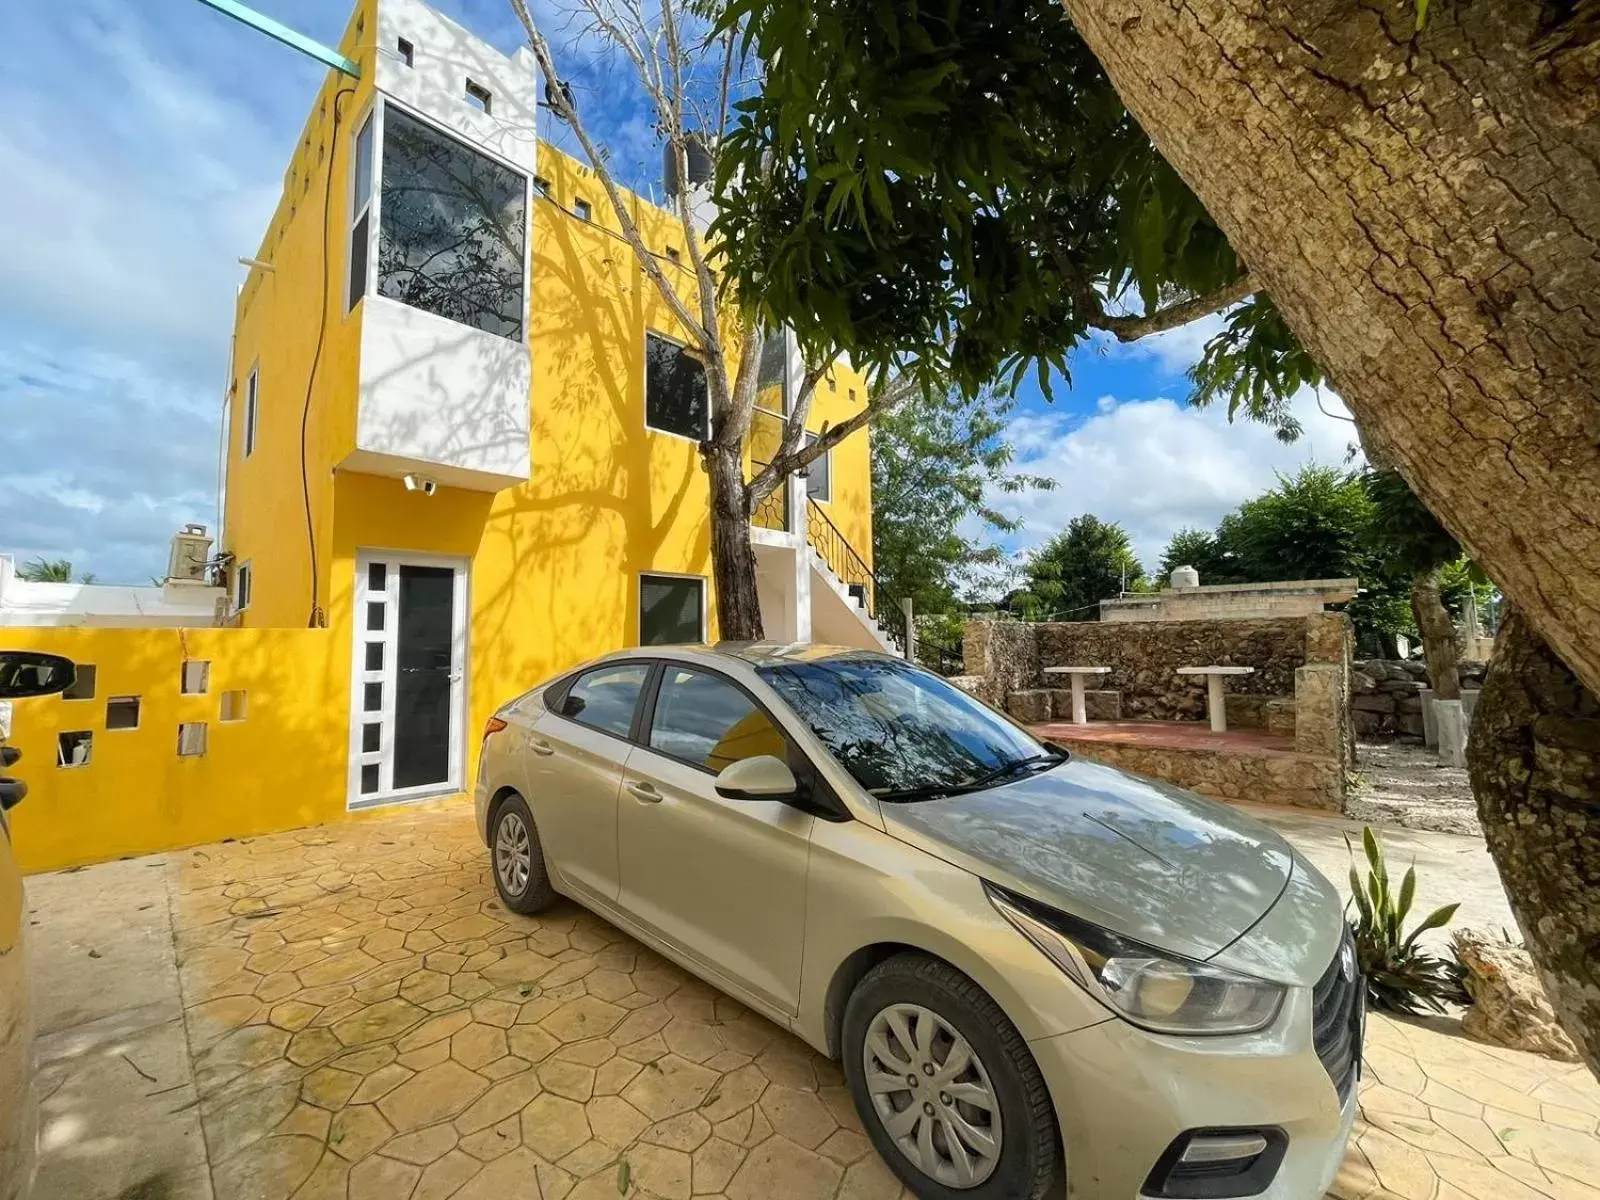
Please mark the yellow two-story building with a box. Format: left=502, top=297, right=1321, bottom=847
left=221, top=0, right=885, bottom=814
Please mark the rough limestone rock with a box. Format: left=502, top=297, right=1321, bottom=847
left=1452, top=929, right=1581, bottom=1062
left=1351, top=671, right=1378, bottom=694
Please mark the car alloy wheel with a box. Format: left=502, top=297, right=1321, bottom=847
left=861, top=1002, right=1004, bottom=1188
left=495, top=809, right=531, bottom=896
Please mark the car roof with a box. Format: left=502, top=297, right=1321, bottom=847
left=591, top=642, right=899, bottom=674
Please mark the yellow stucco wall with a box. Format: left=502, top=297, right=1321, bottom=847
left=1, top=627, right=358, bottom=873
left=224, top=3, right=377, bottom=630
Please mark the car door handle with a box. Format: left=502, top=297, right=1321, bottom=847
left=528, top=738, right=555, bottom=757
left=626, top=780, right=661, bottom=803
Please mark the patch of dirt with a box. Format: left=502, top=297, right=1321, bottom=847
left=1345, top=739, right=1481, bottom=837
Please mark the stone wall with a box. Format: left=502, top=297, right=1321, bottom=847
left=1043, top=732, right=1345, bottom=811
left=1351, top=658, right=1488, bottom=738
left=1025, top=616, right=1311, bottom=721
left=1100, top=577, right=1358, bottom=622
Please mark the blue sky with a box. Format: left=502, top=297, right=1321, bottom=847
left=0, top=0, right=1356, bottom=588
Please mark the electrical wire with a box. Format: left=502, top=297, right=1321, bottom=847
left=300, top=84, right=357, bottom=628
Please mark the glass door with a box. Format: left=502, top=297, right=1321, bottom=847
left=349, top=554, right=467, bottom=808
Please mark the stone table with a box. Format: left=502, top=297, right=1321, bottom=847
left=1176, top=665, right=1255, bottom=733
left=1042, top=665, right=1110, bottom=725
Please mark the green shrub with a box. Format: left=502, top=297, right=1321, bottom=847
left=1346, top=827, right=1465, bottom=1014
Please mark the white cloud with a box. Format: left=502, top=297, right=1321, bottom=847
left=994, top=387, right=1363, bottom=578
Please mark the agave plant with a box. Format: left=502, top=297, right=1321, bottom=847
left=1346, top=826, right=1465, bottom=1014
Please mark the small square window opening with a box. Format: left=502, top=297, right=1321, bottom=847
left=464, top=79, right=493, bottom=115
left=533, top=176, right=551, bottom=196
left=396, top=37, right=414, bottom=67
left=233, top=562, right=252, bottom=613
left=178, top=723, right=208, bottom=757
left=63, top=665, right=97, bottom=701
left=181, top=661, right=211, bottom=695
left=573, top=197, right=592, bottom=222
left=665, top=247, right=680, bottom=264
left=220, top=691, right=248, bottom=723
left=58, top=731, right=93, bottom=768
left=106, top=697, right=140, bottom=731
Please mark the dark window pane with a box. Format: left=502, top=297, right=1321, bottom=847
left=805, top=432, right=831, bottom=502
left=365, top=642, right=383, bottom=672
left=362, top=723, right=381, bottom=753
left=361, top=763, right=380, bottom=793
left=755, top=330, right=788, bottom=414
left=392, top=565, right=455, bottom=789
left=364, top=681, right=383, bottom=711
left=649, top=669, right=786, bottom=773
left=367, top=601, right=385, bottom=631
left=562, top=664, right=648, bottom=737
left=378, top=107, right=526, bottom=340
left=348, top=211, right=370, bottom=310
left=367, top=562, right=386, bottom=592
left=640, top=576, right=704, bottom=646
left=645, top=334, right=708, bottom=439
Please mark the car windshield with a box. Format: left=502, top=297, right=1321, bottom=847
left=758, top=656, right=1057, bottom=799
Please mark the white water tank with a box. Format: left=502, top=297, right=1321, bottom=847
left=1170, top=565, right=1200, bottom=590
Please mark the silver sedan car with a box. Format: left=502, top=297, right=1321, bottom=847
left=475, top=644, right=1360, bottom=1200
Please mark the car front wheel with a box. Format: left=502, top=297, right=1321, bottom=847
left=843, top=954, right=1060, bottom=1200
left=490, top=792, right=556, bottom=915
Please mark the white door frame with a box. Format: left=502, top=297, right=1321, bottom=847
left=348, top=550, right=470, bottom=810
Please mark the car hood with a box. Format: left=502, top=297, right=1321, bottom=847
left=880, top=756, right=1298, bottom=963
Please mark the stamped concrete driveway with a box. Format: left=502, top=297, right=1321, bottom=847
left=22, top=799, right=1600, bottom=1200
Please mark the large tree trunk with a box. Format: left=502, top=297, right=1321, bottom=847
left=1467, top=607, right=1600, bottom=1076
left=706, top=444, right=764, bottom=641
left=1410, top=568, right=1461, bottom=701
left=1059, top=0, right=1600, bottom=698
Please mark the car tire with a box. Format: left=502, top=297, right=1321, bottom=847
left=843, top=954, right=1060, bottom=1200
left=489, top=793, right=557, bottom=915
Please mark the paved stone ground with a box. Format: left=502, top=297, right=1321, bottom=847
left=24, top=799, right=1600, bottom=1200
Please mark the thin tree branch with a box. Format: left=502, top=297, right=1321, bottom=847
left=508, top=0, right=709, bottom=347
left=1315, top=388, right=1357, bottom=424
left=750, top=372, right=921, bottom=500
left=1094, top=275, right=1257, bottom=341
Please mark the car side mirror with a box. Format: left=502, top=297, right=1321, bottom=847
left=0, top=651, right=75, bottom=699
left=714, top=755, right=798, bottom=801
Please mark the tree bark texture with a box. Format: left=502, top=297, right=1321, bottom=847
left=1060, top=0, right=1600, bottom=696
left=706, top=444, right=764, bottom=642
left=1411, top=568, right=1461, bottom=701
left=1467, top=607, right=1600, bottom=1077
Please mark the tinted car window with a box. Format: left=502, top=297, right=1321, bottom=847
left=760, top=657, right=1048, bottom=796
left=561, top=663, right=649, bottom=737
left=649, top=668, right=787, bottom=772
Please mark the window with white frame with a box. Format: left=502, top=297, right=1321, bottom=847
left=645, top=333, right=708, bottom=440
left=242, top=365, right=259, bottom=458
left=233, top=561, right=252, bottom=613
left=804, top=432, right=831, bottom=502
left=378, top=107, right=527, bottom=339
left=348, top=111, right=375, bottom=312
left=640, top=574, right=705, bottom=646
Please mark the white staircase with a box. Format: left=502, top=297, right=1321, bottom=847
left=806, top=546, right=901, bottom=654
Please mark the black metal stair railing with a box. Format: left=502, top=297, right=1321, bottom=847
left=805, top=498, right=907, bottom=653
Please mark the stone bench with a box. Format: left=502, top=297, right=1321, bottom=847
left=1006, top=688, right=1122, bottom=723
left=1222, top=693, right=1297, bottom=736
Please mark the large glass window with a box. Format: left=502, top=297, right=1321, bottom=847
left=759, top=657, right=1052, bottom=798
left=645, top=333, right=709, bottom=439
left=755, top=329, right=788, bottom=415
left=348, top=113, right=375, bottom=312
left=640, top=575, right=704, bottom=645
left=376, top=107, right=527, bottom=340
left=560, top=663, right=649, bottom=737
left=649, top=669, right=787, bottom=772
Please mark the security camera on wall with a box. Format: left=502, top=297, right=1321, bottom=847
left=403, top=474, right=438, bottom=497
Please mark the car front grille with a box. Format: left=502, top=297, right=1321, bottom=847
left=1311, top=927, right=1364, bottom=1106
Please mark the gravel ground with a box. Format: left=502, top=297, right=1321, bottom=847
left=1345, top=738, right=1482, bottom=836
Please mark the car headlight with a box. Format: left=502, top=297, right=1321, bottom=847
left=985, top=881, right=1286, bottom=1035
